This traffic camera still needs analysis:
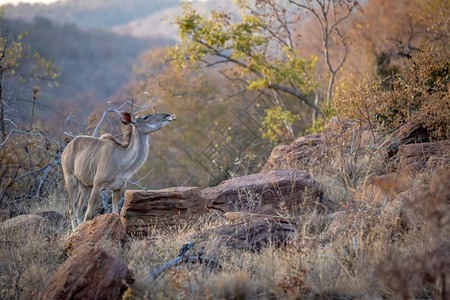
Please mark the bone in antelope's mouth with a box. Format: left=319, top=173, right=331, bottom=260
left=167, top=115, right=176, bottom=121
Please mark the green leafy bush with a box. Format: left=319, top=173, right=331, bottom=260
left=261, top=106, right=300, bottom=142
left=335, top=49, right=449, bottom=140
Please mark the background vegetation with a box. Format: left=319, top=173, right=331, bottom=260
left=0, top=0, right=447, bottom=209
left=0, top=0, right=448, bottom=297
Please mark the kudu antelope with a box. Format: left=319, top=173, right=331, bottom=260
left=62, top=111, right=175, bottom=230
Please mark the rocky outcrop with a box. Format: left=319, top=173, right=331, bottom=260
left=121, top=187, right=207, bottom=235
left=40, top=247, right=134, bottom=300
left=380, top=122, right=430, bottom=164
left=399, top=140, right=450, bottom=171
left=63, top=213, right=126, bottom=256
left=264, top=134, right=323, bottom=170
left=1, top=211, right=67, bottom=235
left=203, top=168, right=320, bottom=214
left=190, top=217, right=297, bottom=252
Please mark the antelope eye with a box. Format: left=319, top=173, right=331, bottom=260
left=143, top=115, right=148, bottom=120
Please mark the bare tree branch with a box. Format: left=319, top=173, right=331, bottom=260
left=196, top=39, right=321, bottom=113
left=289, top=0, right=355, bottom=106
left=147, top=242, right=221, bottom=280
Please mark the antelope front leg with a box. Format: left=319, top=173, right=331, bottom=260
left=66, top=175, right=79, bottom=231
left=84, top=186, right=102, bottom=222
left=112, top=189, right=123, bottom=215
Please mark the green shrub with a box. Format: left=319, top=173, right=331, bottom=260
left=335, top=49, right=449, bottom=140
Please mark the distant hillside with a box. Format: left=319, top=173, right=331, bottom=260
left=3, top=0, right=179, bottom=29
left=112, top=0, right=236, bottom=40
left=1, top=0, right=235, bottom=133
left=0, top=16, right=175, bottom=131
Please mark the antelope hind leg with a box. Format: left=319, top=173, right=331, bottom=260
left=112, top=189, right=123, bottom=215
left=77, top=185, right=92, bottom=225
left=84, top=186, right=102, bottom=222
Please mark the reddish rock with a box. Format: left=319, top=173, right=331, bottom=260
left=63, top=213, right=126, bottom=256
left=399, top=140, right=450, bottom=171
left=264, top=144, right=290, bottom=170
left=264, top=134, right=323, bottom=170
left=121, top=187, right=207, bottom=235
left=40, top=247, right=134, bottom=300
left=380, top=122, right=430, bottom=163
left=190, top=217, right=297, bottom=251
left=203, top=169, right=320, bottom=214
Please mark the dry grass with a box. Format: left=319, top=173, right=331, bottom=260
left=118, top=164, right=448, bottom=299
left=0, top=125, right=449, bottom=299
left=0, top=170, right=448, bottom=299
left=0, top=221, right=68, bottom=299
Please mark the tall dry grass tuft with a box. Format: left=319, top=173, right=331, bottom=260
left=298, top=168, right=450, bottom=299
left=0, top=223, right=67, bottom=299
left=375, top=168, right=450, bottom=299
left=207, top=270, right=263, bottom=299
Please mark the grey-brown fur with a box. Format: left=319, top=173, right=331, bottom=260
left=61, top=112, right=175, bottom=230
left=100, top=126, right=133, bottom=148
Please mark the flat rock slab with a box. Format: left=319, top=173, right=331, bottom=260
left=189, top=217, right=297, bottom=252
left=121, top=186, right=207, bottom=235
left=40, top=247, right=134, bottom=300
left=399, top=140, right=450, bottom=171
left=380, top=122, right=430, bottom=164
left=63, top=213, right=127, bottom=256
left=0, top=214, right=47, bottom=233
left=202, top=168, right=320, bottom=214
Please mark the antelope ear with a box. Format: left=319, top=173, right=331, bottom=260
left=120, top=112, right=135, bottom=125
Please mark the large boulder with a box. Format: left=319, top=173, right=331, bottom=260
left=1, top=211, right=67, bottom=235
left=203, top=168, right=320, bottom=214
left=0, top=214, right=47, bottom=233
left=264, top=134, right=323, bottom=170
left=63, top=213, right=126, bottom=256
left=189, top=217, right=297, bottom=252
left=399, top=140, right=450, bottom=171
left=380, top=122, right=430, bottom=165
left=40, top=247, right=134, bottom=300
left=263, top=119, right=382, bottom=172
left=121, top=187, right=207, bottom=235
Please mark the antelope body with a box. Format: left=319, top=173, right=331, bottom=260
left=61, top=112, right=174, bottom=230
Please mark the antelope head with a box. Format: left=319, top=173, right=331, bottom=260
left=121, top=112, right=176, bottom=134
left=62, top=110, right=176, bottom=230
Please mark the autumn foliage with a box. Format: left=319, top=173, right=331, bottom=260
left=335, top=49, right=449, bottom=140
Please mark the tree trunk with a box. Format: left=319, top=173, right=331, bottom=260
left=327, top=71, right=336, bottom=108
left=0, top=64, right=5, bottom=141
